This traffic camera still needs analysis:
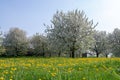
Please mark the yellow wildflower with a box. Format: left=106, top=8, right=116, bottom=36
left=82, top=77, right=86, bottom=80
left=51, top=73, right=56, bottom=77
left=11, top=67, right=17, bottom=71
left=0, top=77, right=4, bottom=80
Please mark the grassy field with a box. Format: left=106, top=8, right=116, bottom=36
left=0, top=57, right=120, bottom=80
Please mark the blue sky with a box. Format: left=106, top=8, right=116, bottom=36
left=0, top=0, right=120, bottom=36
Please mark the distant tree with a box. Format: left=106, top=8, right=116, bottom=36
left=3, top=27, right=28, bottom=56
left=108, top=28, right=120, bottom=57
left=47, top=31, right=67, bottom=57
left=30, top=33, right=48, bottom=57
left=46, top=9, right=97, bottom=58
left=93, top=31, right=111, bottom=57
left=0, top=28, right=5, bottom=56
left=104, top=33, right=113, bottom=57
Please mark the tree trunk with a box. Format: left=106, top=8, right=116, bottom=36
left=105, top=54, right=108, bottom=58
left=42, top=44, right=45, bottom=57
left=43, top=51, right=45, bottom=57
left=43, top=47, right=45, bottom=57
left=71, top=42, right=75, bottom=58
left=94, top=47, right=99, bottom=58
left=70, top=52, right=72, bottom=57
left=94, top=45, right=100, bottom=58
left=49, top=53, right=51, bottom=57
left=71, top=49, right=75, bottom=58
left=96, top=53, right=99, bottom=57
left=58, top=51, right=61, bottom=57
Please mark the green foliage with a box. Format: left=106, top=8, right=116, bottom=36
left=2, top=27, right=28, bottom=56
left=0, top=58, right=120, bottom=80
left=107, top=28, right=120, bottom=57
left=0, top=46, right=5, bottom=56
left=30, top=33, right=48, bottom=57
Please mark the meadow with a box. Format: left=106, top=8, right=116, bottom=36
left=0, top=57, right=120, bottom=80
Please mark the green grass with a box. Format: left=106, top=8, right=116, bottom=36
left=0, top=57, right=120, bottom=80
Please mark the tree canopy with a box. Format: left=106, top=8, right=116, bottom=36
left=3, top=27, right=28, bottom=56
left=46, top=10, right=97, bottom=58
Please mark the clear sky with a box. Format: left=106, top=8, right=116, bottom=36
left=0, top=0, right=120, bottom=36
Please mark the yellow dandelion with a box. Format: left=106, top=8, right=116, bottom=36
left=96, top=68, right=99, bottom=72
left=3, top=71, right=8, bottom=74
left=51, top=73, right=56, bottom=77
left=0, top=77, right=4, bottom=80
left=11, top=67, right=17, bottom=71
left=82, top=77, right=86, bottom=80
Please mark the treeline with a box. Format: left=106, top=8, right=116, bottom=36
left=0, top=9, right=120, bottom=58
